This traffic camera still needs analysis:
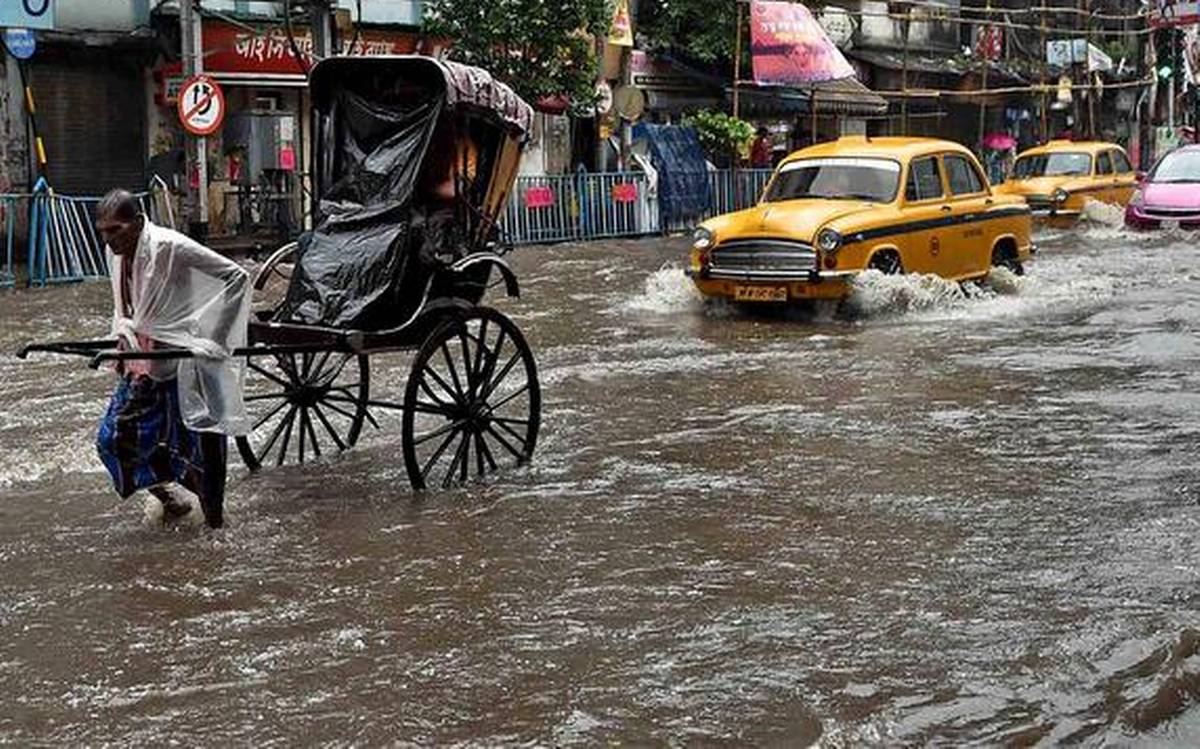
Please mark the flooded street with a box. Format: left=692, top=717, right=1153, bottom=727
left=2, top=217, right=1200, bottom=744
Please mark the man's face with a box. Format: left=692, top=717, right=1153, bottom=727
left=96, top=213, right=143, bottom=256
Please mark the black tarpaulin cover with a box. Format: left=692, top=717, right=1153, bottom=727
left=278, top=90, right=443, bottom=329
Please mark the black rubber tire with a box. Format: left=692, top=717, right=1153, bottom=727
left=401, top=306, right=541, bottom=491
left=236, top=351, right=369, bottom=471
left=869, top=250, right=903, bottom=275
left=991, top=246, right=1025, bottom=276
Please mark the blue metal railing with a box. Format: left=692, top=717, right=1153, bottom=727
left=25, top=177, right=175, bottom=287
left=504, top=168, right=773, bottom=245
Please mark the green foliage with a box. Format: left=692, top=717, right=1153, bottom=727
left=684, top=110, right=755, bottom=159
left=640, top=0, right=739, bottom=64
left=423, top=0, right=612, bottom=105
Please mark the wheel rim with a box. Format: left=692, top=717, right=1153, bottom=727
left=236, top=351, right=369, bottom=470
left=402, top=307, right=540, bottom=491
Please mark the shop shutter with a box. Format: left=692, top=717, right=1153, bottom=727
left=30, top=46, right=147, bottom=196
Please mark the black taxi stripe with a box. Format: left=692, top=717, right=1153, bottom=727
left=842, top=205, right=1031, bottom=246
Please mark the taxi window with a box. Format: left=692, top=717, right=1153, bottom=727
left=944, top=154, right=985, bottom=195
left=905, top=157, right=944, bottom=201
left=1111, top=149, right=1133, bottom=173
left=1096, top=151, right=1113, bottom=175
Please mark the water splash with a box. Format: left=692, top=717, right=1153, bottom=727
left=622, top=263, right=705, bottom=314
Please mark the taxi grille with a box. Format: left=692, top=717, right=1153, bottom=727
left=708, top=239, right=817, bottom=280
left=1144, top=206, right=1200, bottom=218
left=1023, top=194, right=1054, bottom=210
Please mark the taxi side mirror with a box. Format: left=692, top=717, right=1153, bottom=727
left=1135, top=171, right=1146, bottom=182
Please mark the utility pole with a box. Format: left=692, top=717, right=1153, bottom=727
left=309, top=0, right=336, bottom=58
left=180, top=0, right=207, bottom=240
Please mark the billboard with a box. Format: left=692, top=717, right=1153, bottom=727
left=0, top=0, right=54, bottom=30
left=750, top=0, right=855, bottom=86
left=1149, top=0, right=1200, bottom=28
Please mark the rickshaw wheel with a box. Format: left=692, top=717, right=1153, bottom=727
left=236, top=351, right=370, bottom=471
left=251, top=241, right=298, bottom=321
left=402, top=306, right=541, bottom=490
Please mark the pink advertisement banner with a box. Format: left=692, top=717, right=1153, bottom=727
left=750, top=0, right=855, bottom=86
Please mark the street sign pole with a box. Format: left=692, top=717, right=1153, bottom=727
left=181, top=0, right=208, bottom=240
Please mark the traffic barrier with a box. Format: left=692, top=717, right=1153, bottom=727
left=0, top=194, right=19, bottom=289
left=502, top=171, right=659, bottom=246
left=26, top=177, right=175, bottom=287
left=504, top=168, right=771, bottom=245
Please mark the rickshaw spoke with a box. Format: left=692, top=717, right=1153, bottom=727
left=460, top=431, right=470, bottom=483
left=439, top=344, right=467, bottom=403
left=476, top=430, right=498, bottom=473
left=319, top=396, right=358, bottom=420
left=304, top=408, right=321, bottom=459
left=478, top=352, right=521, bottom=403
left=409, top=400, right=449, bottom=416
left=476, top=328, right=507, bottom=396
left=312, top=403, right=348, bottom=451
left=249, top=360, right=291, bottom=388
left=484, top=422, right=525, bottom=460
left=483, top=383, right=530, bottom=414
left=442, top=432, right=470, bottom=489
left=366, top=399, right=406, bottom=411
left=246, top=391, right=291, bottom=403
left=300, top=351, right=314, bottom=380
left=473, top=429, right=487, bottom=476
left=490, top=415, right=531, bottom=428
left=413, top=418, right=466, bottom=447
left=310, top=350, right=332, bottom=381
left=419, top=379, right=453, bottom=410
left=420, top=427, right=460, bottom=483
left=424, top=364, right=463, bottom=407
left=259, top=403, right=298, bottom=462
left=252, top=398, right=291, bottom=431
left=458, top=331, right=475, bottom=396
left=298, top=407, right=308, bottom=463
left=276, top=406, right=298, bottom=467
left=469, top=319, right=490, bottom=397
left=495, top=418, right=528, bottom=446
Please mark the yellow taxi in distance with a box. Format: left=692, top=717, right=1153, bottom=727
left=688, top=136, right=1034, bottom=303
left=993, top=140, right=1138, bottom=225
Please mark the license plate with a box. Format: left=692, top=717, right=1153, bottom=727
left=1163, top=219, right=1180, bottom=230
left=734, top=285, right=788, bottom=302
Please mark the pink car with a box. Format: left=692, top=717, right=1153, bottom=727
left=1125, top=144, right=1200, bottom=230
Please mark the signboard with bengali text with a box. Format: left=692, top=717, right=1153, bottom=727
left=750, top=0, right=855, bottom=86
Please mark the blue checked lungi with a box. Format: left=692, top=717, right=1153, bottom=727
left=95, top=376, right=227, bottom=503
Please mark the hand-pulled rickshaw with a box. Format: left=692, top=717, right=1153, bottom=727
left=19, top=56, right=542, bottom=490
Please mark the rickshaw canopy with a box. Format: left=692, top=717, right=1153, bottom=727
left=310, top=55, right=534, bottom=138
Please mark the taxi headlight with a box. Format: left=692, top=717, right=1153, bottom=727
left=1052, top=188, right=1069, bottom=204
left=816, top=228, right=843, bottom=253
left=692, top=226, right=714, bottom=250
left=1130, top=188, right=1144, bottom=206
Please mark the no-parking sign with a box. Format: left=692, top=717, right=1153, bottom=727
left=177, top=74, right=225, bottom=136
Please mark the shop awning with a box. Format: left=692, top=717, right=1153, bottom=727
left=728, top=77, right=888, bottom=117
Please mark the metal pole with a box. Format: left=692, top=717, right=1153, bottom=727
left=977, top=0, right=992, bottom=151
left=733, top=0, right=743, bottom=120
left=181, top=0, right=208, bottom=240
left=1085, top=0, right=1095, bottom=139
left=310, top=0, right=336, bottom=58
left=901, top=7, right=911, bottom=136
left=1040, top=5, right=1047, bottom=142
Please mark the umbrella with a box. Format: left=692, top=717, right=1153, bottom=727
left=982, top=132, right=1017, bottom=150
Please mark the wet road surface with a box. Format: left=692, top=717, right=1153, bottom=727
left=1, top=213, right=1199, bottom=744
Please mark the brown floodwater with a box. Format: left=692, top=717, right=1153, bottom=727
left=1, top=215, right=1199, bottom=744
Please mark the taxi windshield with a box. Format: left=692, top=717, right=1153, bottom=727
left=1150, top=150, right=1200, bottom=183
left=764, top=157, right=901, bottom=203
left=1013, top=152, right=1092, bottom=178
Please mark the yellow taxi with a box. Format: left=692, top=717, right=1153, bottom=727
left=688, top=136, right=1034, bottom=303
left=993, top=140, right=1138, bottom=225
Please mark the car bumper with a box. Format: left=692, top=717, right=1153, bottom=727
left=1124, top=205, right=1200, bottom=230
left=686, top=269, right=857, bottom=302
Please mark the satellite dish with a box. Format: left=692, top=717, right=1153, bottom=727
left=613, top=85, right=645, bottom=121
left=595, top=81, right=614, bottom=116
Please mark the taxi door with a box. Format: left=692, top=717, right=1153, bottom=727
left=1109, top=148, right=1138, bottom=205
left=900, top=154, right=950, bottom=274
left=940, top=152, right=993, bottom=277
left=1093, top=150, right=1116, bottom=205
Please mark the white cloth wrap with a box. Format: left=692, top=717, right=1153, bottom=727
left=107, top=221, right=252, bottom=436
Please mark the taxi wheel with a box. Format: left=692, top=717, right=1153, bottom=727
left=991, top=246, right=1025, bottom=276
left=869, top=250, right=903, bottom=275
